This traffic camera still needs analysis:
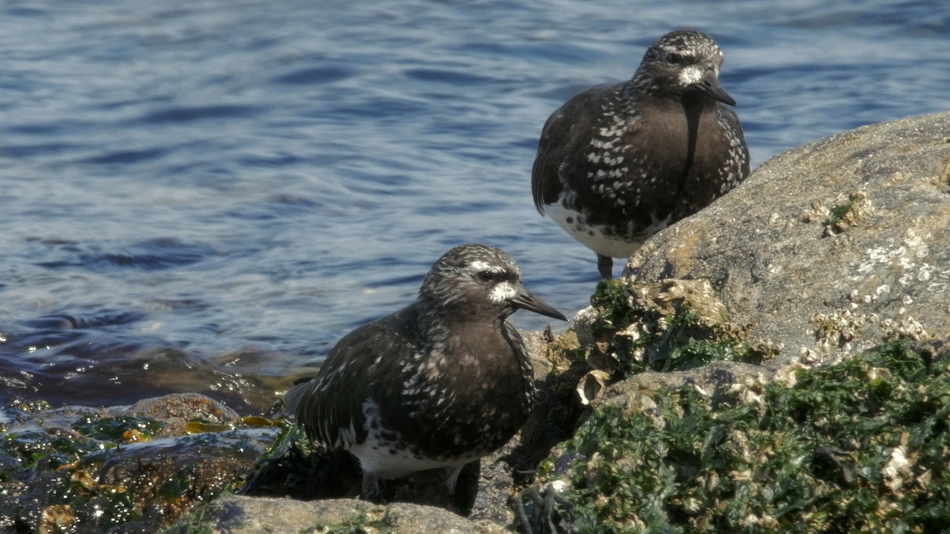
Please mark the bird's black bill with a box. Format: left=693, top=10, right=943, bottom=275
left=509, top=286, right=567, bottom=321
left=698, top=70, right=737, bottom=106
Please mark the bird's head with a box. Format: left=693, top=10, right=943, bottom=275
left=633, top=29, right=737, bottom=106
left=420, top=244, right=566, bottom=322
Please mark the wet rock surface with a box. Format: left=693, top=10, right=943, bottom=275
left=0, top=394, right=279, bottom=533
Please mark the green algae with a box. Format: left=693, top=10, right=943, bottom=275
left=159, top=507, right=214, bottom=534
left=643, top=308, right=773, bottom=372
left=1, top=403, right=277, bottom=533
left=541, top=340, right=950, bottom=533
left=825, top=191, right=869, bottom=235
left=159, top=468, right=195, bottom=501
left=828, top=200, right=855, bottom=229
left=72, top=414, right=165, bottom=442
left=589, top=279, right=644, bottom=337
left=586, top=279, right=773, bottom=376
left=2, top=429, right=104, bottom=471
left=313, top=506, right=395, bottom=534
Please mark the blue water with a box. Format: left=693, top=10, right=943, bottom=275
left=1, top=0, right=948, bottom=412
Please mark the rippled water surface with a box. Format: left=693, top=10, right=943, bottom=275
left=1, top=0, right=948, bottom=412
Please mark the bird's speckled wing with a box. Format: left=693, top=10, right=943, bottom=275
left=533, top=83, right=667, bottom=229
left=292, top=308, right=421, bottom=451
left=716, top=103, right=751, bottom=181
left=532, top=84, right=611, bottom=213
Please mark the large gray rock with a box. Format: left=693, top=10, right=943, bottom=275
left=177, top=496, right=506, bottom=534
left=622, top=112, right=950, bottom=368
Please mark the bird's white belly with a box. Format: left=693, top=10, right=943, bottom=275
left=349, top=439, right=474, bottom=480
left=544, top=202, right=664, bottom=259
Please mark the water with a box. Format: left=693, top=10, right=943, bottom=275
left=1, top=0, right=948, bottom=412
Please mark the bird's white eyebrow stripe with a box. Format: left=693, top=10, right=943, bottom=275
left=468, top=260, right=505, bottom=273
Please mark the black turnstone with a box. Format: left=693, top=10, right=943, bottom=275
left=532, top=29, right=750, bottom=279
left=285, top=244, right=566, bottom=498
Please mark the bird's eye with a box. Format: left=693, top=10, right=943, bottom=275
left=475, top=271, right=494, bottom=283
left=668, top=52, right=683, bottom=64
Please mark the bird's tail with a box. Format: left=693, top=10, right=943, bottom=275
left=280, top=376, right=315, bottom=419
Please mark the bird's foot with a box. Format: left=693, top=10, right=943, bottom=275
left=512, top=481, right=576, bottom=534
left=360, top=473, right=395, bottom=504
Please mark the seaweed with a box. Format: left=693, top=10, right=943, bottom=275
left=539, top=340, right=950, bottom=533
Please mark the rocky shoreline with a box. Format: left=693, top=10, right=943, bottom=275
left=2, top=112, right=949, bottom=533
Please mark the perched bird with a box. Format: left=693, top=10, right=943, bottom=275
left=532, top=29, right=750, bottom=279
left=285, top=244, right=566, bottom=499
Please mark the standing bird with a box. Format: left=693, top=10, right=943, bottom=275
left=532, top=30, right=750, bottom=279
left=285, top=244, right=566, bottom=499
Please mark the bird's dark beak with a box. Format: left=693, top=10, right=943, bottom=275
left=509, top=285, right=567, bottom=321
left=697, top=69, right=736, bottom=106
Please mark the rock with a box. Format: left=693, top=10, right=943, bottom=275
left=621, top=111, right=950, bottom=369
left=88, top=427, right=277, bottom=525
left=0, top=394, right=280, bottom=533
left=124, top=393, right=242, bottom=436
left=566, top=275, right=776, bottom=405
left=595, top=360, right=768, bottom=411
left=170, top=495, right=507, bottom=534
left=531, top=338, right=950, bottom=533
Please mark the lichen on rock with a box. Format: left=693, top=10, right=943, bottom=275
left=621, top=112, right=950, bottom=368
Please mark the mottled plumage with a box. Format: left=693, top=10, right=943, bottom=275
left=532, top=30, right=750, bottom=279
left=286, top=244, right=566, bottom=498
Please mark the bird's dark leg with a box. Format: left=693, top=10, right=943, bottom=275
left=512, top=491, right=535, bottom=534
left=360, top=472, right=388, bottom=503
left=445, top=464, right=465, bottom=495
left=529, top=486, right=544, bottom=528
left=449, top=460, right=481, bottom=517
left=597, top=254, right=613, bottom=280
left=513, top=483, right=578, bottom=534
